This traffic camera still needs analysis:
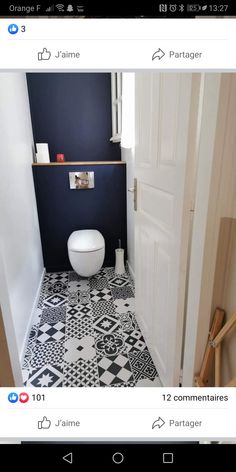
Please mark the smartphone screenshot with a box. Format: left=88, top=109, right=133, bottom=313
left=0, top=1, right=236, bottom=466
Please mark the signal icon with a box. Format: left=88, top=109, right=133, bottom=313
left=46, top=5, right=54, bottom=12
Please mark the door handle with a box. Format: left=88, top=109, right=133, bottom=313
left=128, top=178, right=137, bottom=211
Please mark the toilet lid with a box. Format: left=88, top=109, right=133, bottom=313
left=68, top=230, right=104, bottom=253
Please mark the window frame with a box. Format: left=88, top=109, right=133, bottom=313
left=110, top=72, right=122, bottom=143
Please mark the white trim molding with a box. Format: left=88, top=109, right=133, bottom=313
left=20, top=268, right=46, bottom=363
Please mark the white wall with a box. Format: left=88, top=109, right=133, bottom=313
left=0, top=73, right=44, bottom=366
left=121, top=147, right=135, bottom=277
left=121, top=73, right=135, bottom=278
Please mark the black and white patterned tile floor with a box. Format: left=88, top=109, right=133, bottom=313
left=22, top=268, right=159, bottom=387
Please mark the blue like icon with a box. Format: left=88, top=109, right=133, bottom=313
left=8, top=392, right=19, bottom=403
left=8, top=24, right=19, bottom=35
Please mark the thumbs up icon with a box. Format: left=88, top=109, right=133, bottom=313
left=38, top=48, right=51, bottom=61
left=38, top=416, right=51, bottom=429
left=8, top=392, right=19, bottom=403
left=8, top=24, right=19, bottom=35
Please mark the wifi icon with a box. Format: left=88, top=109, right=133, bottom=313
left=56, top=4, right=65, bottom=11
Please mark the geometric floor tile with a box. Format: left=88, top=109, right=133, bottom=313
left=22, top=267, right=159, bottom=388
left=68, top=279, right=90, bottom=293
left=66, top=303, right=92, bottom=320
left=63, top=359, right=99, bottom=387
left=68, top=291, right=79, bottom=306
left=108, top=381, right=137, bottom=387
left=135, top=378, right=161, bottom=387
left=111, top=286, right=134, bottom=300
left=68, top=271, right=80, bottom=282
left=22, top=345, right=35, bottom=370
left=128, top=349, right=158, bottom=382
left=105, top=267, right=128, bottom=280
left=37, top=284, right=48, bottom=309
left=47, top=272, right=68, bottom=284
left=47, top=281, right=68, bottom=295
left=40, top=306, right=67, bottom=324
left=22, top=369, right=30, bottom=385
left=36, top=322, right=65, bottom=343
left=108, top=275, right=130, bottom=288
left=26, top=364, right=64, bottom=387
left=90, top=288, right=113, bottom=303
left=93, top=268, right=107, bottom=279
left=95, top=333, right=125, bottom=357
left=92, top=300, right=115, bottom=318
left=64, top=335, right=96, bottom=362
left=43, top=273, right=50, bottom=284
left=28, top=324, right=39, bottom=346
left=78, top=291, right=90, bottom=305
left=93, top=314, right=120, bottom=336
left=89, top=277, right=109, bottom=291
left=43, top=293, right=67, bottom=308
left=32, top=307, right=43, bottom=325
left=65, top=316, right=93, bottom=340
left=30, top=341, right=65, bottom=368
left=97, top=354, right=134, bottom=386
left=114, top=297, right=135, bottom=314
left=123, top=329, right=146, bottom=352
left=119, top=312, right=138, bottom=332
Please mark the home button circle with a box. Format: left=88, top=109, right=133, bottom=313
left=112, top=452, right=124, bottom=464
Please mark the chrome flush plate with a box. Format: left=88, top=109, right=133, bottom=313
left=69, top=172, right=95, bottom=189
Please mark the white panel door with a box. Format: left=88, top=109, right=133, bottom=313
left=135, top=73, right=192, bottom=386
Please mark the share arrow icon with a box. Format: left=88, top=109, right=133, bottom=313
left=152, top=417, right=165, bottom=429
left=152, top=49, right=165, bottom=61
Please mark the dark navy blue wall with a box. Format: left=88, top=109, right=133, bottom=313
left=27, top=73, right=121, bottom=162
left=32, top=164, right=127, bottom=272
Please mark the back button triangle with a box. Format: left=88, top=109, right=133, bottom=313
left=63, top=452, right=73, bottom=464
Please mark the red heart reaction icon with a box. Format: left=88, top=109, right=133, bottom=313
left=19, top=392, right=29, bottom=403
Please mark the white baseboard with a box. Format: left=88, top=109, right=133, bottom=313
left=127, top=260, right=135, bottom=281
left=20, top=268, right=45, bottom=363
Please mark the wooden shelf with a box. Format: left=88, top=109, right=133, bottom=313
left=32, top=161, right=125, bottom=166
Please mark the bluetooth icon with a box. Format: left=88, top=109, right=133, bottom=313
left=179, top=4, right=185, bottom=12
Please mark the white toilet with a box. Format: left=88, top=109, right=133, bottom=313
left=67, top=229, right=105, bottom=277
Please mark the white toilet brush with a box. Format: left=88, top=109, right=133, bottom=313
left=115, top=239, right=125, bottom=275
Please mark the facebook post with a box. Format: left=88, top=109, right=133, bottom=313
left=0, top=1, right=236, bottom=466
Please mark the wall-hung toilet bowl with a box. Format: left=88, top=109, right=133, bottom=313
left=67, top=229, right=105, bottom=277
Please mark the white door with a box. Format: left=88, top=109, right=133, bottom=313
left=135, top=73, right=193, bottom=387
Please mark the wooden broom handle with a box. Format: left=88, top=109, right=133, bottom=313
left=213, top=311, right=236, bottom=347
left=198, top=308, right=224, bottom=385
